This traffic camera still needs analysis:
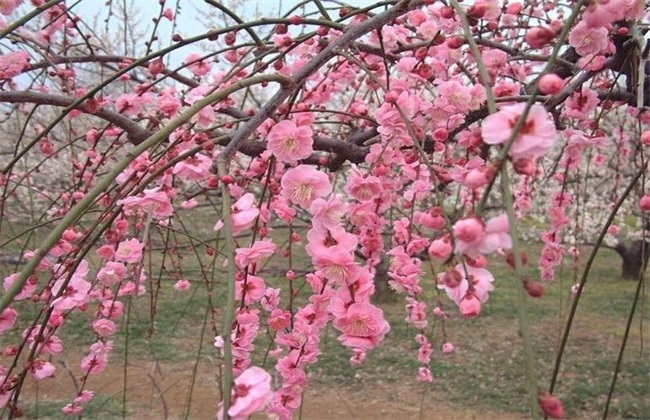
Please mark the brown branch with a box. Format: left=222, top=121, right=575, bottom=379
left=0, top=90, right=153, bottom=144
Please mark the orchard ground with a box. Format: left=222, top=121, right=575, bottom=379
left=1, top=222, right=647, bottom=419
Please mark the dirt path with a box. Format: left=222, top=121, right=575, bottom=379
left=23, top=356, right=522, bottom=419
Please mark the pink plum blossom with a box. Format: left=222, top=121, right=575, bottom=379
left=442, top=342, right=455, bottom=354
left=459, top=294, right=482, bottom=318
left=92, top=319, right=117, bottom=337
left=428, top=237, right=452, bottom=260
left=568, top=22, right=609, bottom=57
left=185, top=53, right=211, bottom=76
left=280, top=165, right=332, bottom=209
left=333, top=302, right=390, bottom=351
left=4, top=272, right=37, bottom=301
left=97, top=262, right=127, bottom=287
left=114, top=238, right=144, bottom=264
left=267, top=120, right=314, bottom=163
left=218, top=367, right=272, bottom=419
left=214, top=193, right=260, bottom=236
left=0, top=51, right=30, bottom=79
left=173, top=279, right=191, bottom=291
left=0, top=307, right=18, bottom=332
left=61, top=404, right=84, bottom=415
left=639, top=195, right=650, bottom=211
left=118, top=188, right=174, bottom=219
left=30, top=359, right=56, bottom=380
left=235, top=240, right=277, bottom=268
left=346, top=168, right=383, bottom=201
left=172, top=154, right=213, bottom=181
left=438, top=265, right=495, bottom=315
left=481, top=103, right=557, bottom=160
left=309, top=195, right=347, bottom=233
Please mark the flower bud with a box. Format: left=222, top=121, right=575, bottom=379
left=538, top=74, right=565, bottom=94
left=523, top=277, right=545, bottom=298
left=538, top=391, right=564, bottom=419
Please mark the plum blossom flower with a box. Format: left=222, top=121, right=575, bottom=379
left=92, top=319, right=117, bottom=337
left=481, top=103, right=557, bottom=160
left=346, top=167, right=382, bottom=201
left=309, top=195, right=347, bottom=233
left=235, top=274, right=266, bottom=304
left=61, top=404, right=84, bottom=415
left=173, top=279, right=191, bottom=291
left=313, top=247, right=360, bottom=284
left=459, top=293, right=482, bottom=318
left=51, top=261, right=92, bottom=311
left=0, top=51, right=30, bottom=79
left=563, top=88, right=599, bottom=119
left=118, top=188, right=174, bottom=219
left=267, top=120, right=314, bottom=163
left=438, top=265, right=495, bottom=317
left=97, top=262, right=127, bottom=287
left=214, top=193, right=259, bottom=236
left=115, top=93, right=151, bottom=116
left=235, top=240, right=277, bottom=268
left=442, top=342, right=455, bottom=354
left=115, top=238, right=144, bottom=264
left=280, top=165, right=332, bottom=209
left=30, top=359, right=56, bottom=380
left=582, top=0, right=633, bottom=27
left=538, top=391, right=565, bottom=419
left=0, top=307, right=18, bottom=332
left=428, top=237, right=452, bottom=260
left=452, top=214, right=512, bottom=256
left=172, top=154, right=212, bottom=181
left=419, top=367, right=434, bottom=382
left=81, top=341, right=113, bottom=375
left=4, top=272, right=37, bottom=301
left=568, top=22, right=609, bottom=57
left=218, top=366, right=272, bottom=420
left=333, top=302, right=390, bottom=351
left=184, top=53, right=211, bottom=76
left=641, top=195, right=650, bottom=211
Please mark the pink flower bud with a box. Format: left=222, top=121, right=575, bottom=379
left=506, top=2, right=523, bottom=14
left=514, top=158, right=537, bottom=176
left=428, top=238, right=452, bottom=260
left=641, top=130, right=650, bottom=146
left=433, top=128, right=448, bottom=142
left=384, top=91, right=398, bottom=103
left=459, top=294, right=481, bottom=318
left=466, top=255, right=488, bottom=268
left=538, top=74, right=565, bottom=94
left=447, top=36, right=465, bottom=49
left=640, top=195, right=650, bottom=211
left=148, top=59, right=165, bottom=75
left=523, top=278, right=545, bottom=298
left=441, top=342, right=455, bottom=353
left=538, top=391, right=564, bottom=419
left=525, top=27, right=555, bottom=48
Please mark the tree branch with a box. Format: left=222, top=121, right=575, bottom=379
left=0, top=90, right=153, bottom=144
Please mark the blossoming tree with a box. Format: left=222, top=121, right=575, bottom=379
left=0, top=0, right=648, bottom=418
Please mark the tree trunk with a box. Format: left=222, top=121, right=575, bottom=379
left=614, top=240, right=650, bottom=280
left=372, top=256, right=398, bottom=303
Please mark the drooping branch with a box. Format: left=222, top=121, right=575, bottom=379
left=219, top=0, right=428, bottom=162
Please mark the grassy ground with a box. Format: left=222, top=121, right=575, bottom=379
left=1, top=218, right=648, bottom=419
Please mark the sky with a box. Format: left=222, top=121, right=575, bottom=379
left=64, top=0, right=376, bottom=67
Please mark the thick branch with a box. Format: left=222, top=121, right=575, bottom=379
left=0, top=90, right=153, bottom=144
